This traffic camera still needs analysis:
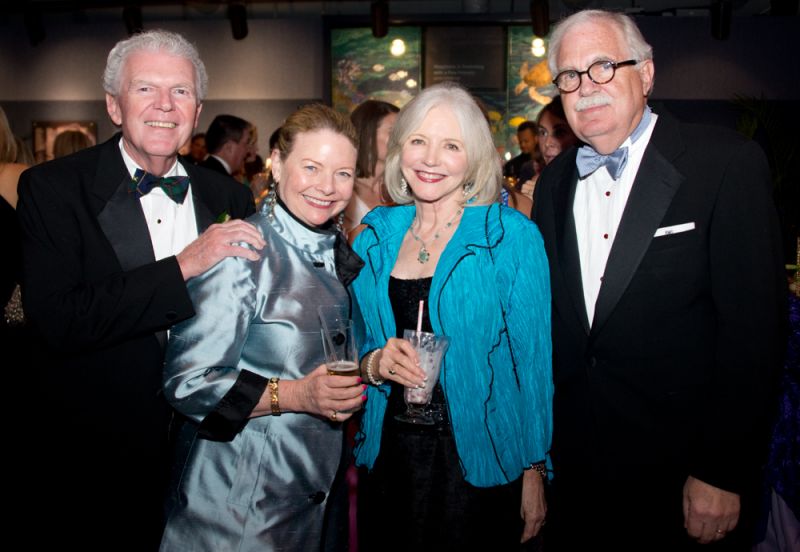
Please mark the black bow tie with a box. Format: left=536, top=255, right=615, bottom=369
left=129, top=168, right=190, bottom=204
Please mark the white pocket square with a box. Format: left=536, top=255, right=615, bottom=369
left=654, top=222, right=695, bottom=237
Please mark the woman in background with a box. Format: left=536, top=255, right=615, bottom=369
left=519, top=96, right=580, bottom=202
left=0, top=106, right=29, bottom=208
left=52, top=129, right=93, bottom=159
left=351, top=82, right=553, bottom=550
left=342, top=99, right=399, bottom=241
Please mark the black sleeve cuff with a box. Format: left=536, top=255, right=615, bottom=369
left=197, top=370, right=268, bottom=441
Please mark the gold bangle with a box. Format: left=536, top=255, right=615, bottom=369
left=268, top=377, right=281, bottom=416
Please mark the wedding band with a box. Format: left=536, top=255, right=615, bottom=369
left=388, top=367, right=397, bottom=375
left=330, top=410, right=338, bottom=421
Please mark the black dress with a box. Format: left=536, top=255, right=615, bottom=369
left=359, top=276, right=523, bottom=552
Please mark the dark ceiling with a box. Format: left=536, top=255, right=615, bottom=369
left=7, top=0, right=797, bottom=20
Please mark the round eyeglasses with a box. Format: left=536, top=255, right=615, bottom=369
left=553, top=59, right=639, bottom=93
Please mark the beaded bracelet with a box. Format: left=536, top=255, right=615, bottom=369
left=365, top=349, right=384, bottom=386
left=526, top=462, right=547, bottom=480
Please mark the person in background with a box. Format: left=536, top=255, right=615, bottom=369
left=0, top=106, right=29, bottom=208
left=503, top=119, right=540, bottom=182
left=181, top=131, right=207, bottom=165
left=532, top=10, right=785, bottom=550
left=352, top=82, right=552, bottom=551
left=342, top=99, right=399, bottom=241
left=0, top=103, right=29, bottom=353
left=16, top=29, right=262, bottom=549
left=202, top=114, right=257, bottom=178
left=160, top=103, right=365, bottom=551
left=518, top=96, right=580, bottom=201
left=52, top=129, right=93, bottom=159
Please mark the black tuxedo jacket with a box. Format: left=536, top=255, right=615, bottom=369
left=16, top=134, right=254, bottom=547
left=199, top=154, right=231, bottom=176
left=532, top=111, right=784, bottom=516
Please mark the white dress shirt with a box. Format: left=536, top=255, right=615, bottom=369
left=573, top=113, right=658, bottom=325
left=119, top=140, right=198, bottom=261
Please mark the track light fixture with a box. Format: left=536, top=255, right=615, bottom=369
left=24, top=5, right=46, bottom=46
left=122, top=5, right=143, bottom=36
left=531, top=0, right=550, bottom=37
left=371, top=1, right=389, bottom=39
left=711, top=0, right=732, bottom=40
left=229, top=3, right=248, bottom=41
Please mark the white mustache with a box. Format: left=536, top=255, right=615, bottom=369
left=574, top=94, right=612, bottom=111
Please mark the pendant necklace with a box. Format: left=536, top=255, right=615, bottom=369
left=409, top=207, right=464, bottom=264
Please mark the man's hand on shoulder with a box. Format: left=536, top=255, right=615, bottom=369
left=682, top=475, right=740, bottom=544
left=177, top=219, right=266, bottom=280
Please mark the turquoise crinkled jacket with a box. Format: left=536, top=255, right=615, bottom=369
left=351, top=203, right=553, bottom=487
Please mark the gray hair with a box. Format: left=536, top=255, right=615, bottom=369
left=103, top=29, right=208, bottom=102
left=548, top=10, right=653, bottom=76
left=384, top=82, right=501, bottom=206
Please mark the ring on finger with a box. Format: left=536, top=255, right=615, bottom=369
left=388, top=365, right=397, bottom=375
left=330, top=410, right=338, bottom=421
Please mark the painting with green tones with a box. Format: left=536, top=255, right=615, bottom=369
left=331, top=27, right=422, bottom=115
left=504, top=26, right=557, bottom=158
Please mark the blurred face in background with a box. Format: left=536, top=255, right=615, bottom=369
left=537, top=110, right=579, bottom=165
left=375, top=112, right=398, bottom=165
left=189, top=135, right=207, bottom=162
left=517, top=127, right=537, bottom=155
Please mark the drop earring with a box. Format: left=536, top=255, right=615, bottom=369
left=266, top=180, right=277, bottom=222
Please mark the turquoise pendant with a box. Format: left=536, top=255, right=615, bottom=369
left=417, top=247, right=430, bottom=264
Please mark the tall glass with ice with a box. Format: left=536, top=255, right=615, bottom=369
left=394, top=329, right=450, bottom=425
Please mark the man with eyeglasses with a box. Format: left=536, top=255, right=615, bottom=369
left=531, top=9, right=784, bottom=550
left=202, top=114, right=258, bottom=179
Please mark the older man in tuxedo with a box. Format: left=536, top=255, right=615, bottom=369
left=532, top=10, right=785, bottom=550
left=17, top=30, right=264, bottom=548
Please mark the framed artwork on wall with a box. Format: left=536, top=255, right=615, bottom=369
left=33, top=120, right=97, bottom=163
left=330, top=26, right=421, bottom=115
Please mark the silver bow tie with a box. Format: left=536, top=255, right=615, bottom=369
left=576, top=145, right=628, bottom=180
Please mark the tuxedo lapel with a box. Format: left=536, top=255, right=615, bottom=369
left=93, top=137, right=156, bottom=272
left=185, top=163, right=220, bottom=232
left=552, top=156, right=591, bottom=334
left=591, top=119, right=685, bottom=335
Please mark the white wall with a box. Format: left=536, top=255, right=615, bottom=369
left=0, top=15, right=325, bottom=151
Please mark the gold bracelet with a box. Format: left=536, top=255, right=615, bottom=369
left=365, top=349, right=384, bottom=386
left=268, top=377, right=281, bottom=416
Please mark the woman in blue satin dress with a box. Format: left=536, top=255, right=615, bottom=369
left=160, top=104, right=366, bottom=551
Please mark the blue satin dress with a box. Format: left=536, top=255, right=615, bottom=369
left=160, top=200, right=360, bottom=551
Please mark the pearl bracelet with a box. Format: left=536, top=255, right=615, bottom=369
left=365, top=349, right=384, bottom=386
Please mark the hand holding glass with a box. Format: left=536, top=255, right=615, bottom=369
left=318, top=305, right=359, bottom=377
left=394, top=329, right=450, bottom=425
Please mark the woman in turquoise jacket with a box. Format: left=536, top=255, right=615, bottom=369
left=351, top=82, right=553, bottom=550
